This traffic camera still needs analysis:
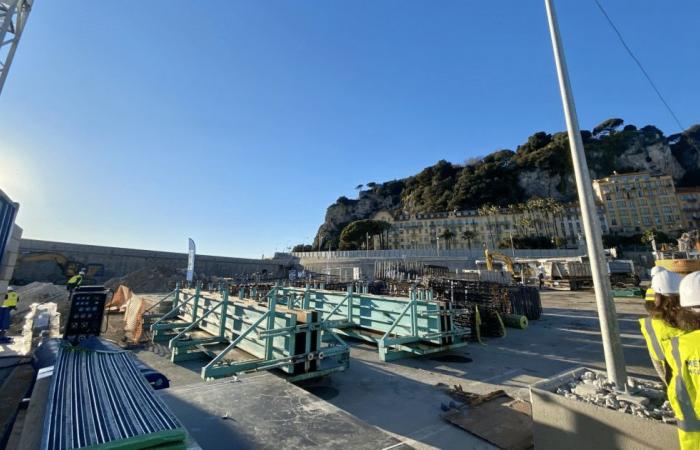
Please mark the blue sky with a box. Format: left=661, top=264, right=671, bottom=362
left=1, top=1, right=698, bottom=258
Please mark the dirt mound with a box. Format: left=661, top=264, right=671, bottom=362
left=105, top=266, right=181, bottom=293
left=11, top=282, right=70, bottom=333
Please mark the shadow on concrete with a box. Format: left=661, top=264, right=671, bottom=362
left=132, top=342, right=207, bottom=387
left=299, top=358, right=498, bottom=450
left=161, top=374, right=408, bottom=450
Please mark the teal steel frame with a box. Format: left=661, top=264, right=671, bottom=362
left=273, top=285, right=470, bottom=361
left=150, top=283, right=349, bottom=381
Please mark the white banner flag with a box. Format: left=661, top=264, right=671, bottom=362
left=186, top=238, right=196, bottom=282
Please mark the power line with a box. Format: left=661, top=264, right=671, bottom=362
left=592, top=0, right=686, bottom=132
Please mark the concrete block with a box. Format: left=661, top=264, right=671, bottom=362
left=530, top=367, right=678, bottom=450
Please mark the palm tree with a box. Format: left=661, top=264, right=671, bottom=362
left=545, top=198, right=565, bottom=244
left=461, top=229, right=478, bottom=249
left=506, top=203, right=522, bottom=237
left=478, top=205, right=496, bottom=248
left=439, top=229, right=455, bottom=250
left=526, top=197, right=547, bottom=236
left=487, top=205, right=502, bottom=244
left=519, top=216, right=534, bottom=236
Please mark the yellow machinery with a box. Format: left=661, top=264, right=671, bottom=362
left=484, top=249, right=514, bottom=272
left=17, top=252, right=104, bottom=280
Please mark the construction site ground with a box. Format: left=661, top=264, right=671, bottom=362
left=123, top=290, right=654, bottom=450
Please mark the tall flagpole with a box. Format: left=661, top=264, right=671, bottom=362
left=544, top=0, right=628, bottom=389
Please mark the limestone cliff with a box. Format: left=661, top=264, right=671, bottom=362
left=313, top=120, right=700, bottom=249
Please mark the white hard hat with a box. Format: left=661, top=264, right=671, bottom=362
left=651, top=270, right=683, bottom=295
left=680, top=271, right=700, bottom=308
left=7, top=286, right=14, bottom=292
left=650, top=266, right=667, bottom=277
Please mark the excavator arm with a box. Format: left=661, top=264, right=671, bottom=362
left=484, top=249, right=514, bottom=272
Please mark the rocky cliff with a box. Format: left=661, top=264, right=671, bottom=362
left=313, top=119, right=700, bottom=249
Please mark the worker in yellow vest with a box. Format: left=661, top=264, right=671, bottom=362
left=639, top=267, right=685, bottom=384
left=2, top=287, right=18, bottom=310
left=663, top=271, right=700, bottom=450
left=66, top=269, right=85, bottom=293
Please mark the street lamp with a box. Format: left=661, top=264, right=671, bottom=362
left=544, top=0, right=627, bottom=389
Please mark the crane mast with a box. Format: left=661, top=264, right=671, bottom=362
left=0, top=0, right=33, bottom=97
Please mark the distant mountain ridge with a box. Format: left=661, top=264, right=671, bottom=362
left=313, top=119, right=700, bottom=249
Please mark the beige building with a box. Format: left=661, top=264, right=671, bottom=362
left=677, top=187, right=700, bottom=230
left=592, top=172, right=683, bottom=235
left=372, top=203, right=608, bottom=250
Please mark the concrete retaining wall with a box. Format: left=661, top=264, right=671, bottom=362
left=13, top=239, right=289, bottom=284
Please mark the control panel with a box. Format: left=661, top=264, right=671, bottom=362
left=63, top=286, right=109, bottom=345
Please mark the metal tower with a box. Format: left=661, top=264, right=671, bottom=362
left=0, top=0, right=33, bottom=97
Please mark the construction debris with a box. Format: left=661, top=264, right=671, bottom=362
left=440, top=386, right=533, bottom=450
left=556, top=371, right=675, bottom=422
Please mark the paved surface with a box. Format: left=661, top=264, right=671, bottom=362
left=299, top=290, right=653, bottom=450
left=160, top=374, right=409, bottom=450
left=132, top=289, right=653, bottom=450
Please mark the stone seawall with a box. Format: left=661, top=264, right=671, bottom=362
left=13, top=239, right=289, bottom=284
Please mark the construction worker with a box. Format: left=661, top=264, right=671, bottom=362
left=639, top=266, right=685, bottom=384
left=2, top=286, right=18, bottom=310
left=66, top=269, right=85, bottom=293
left=662, top=271, right=700, bottom=450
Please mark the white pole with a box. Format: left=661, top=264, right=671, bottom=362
left=544, top=0, right=627, bottom=388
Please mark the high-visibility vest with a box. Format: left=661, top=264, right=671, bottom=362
left=639, top=317, right=686, bottom=363
left=3, top=291, right=18, bottom=308
left=67, top=274, right=83, bottom=286
left=663, top=331, right=700, bottom=450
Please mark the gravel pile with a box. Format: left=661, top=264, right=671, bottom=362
left=556, top=371, right=675, bottom=423
left=105, top=266, right=182, bottom=293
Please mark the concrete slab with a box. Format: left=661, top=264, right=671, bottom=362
left=159, top=373, right=409, bottom=450
left=298, top=290, right=656, bottom=449
left=132, top=342, right=205, bottom=387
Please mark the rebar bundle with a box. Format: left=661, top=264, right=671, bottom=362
left=504, top=285, right=542, bottom=320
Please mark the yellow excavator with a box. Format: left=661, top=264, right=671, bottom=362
left=483, top=248, right=536, bottom=283
left=17, top=252, right=104, bottom=281
left=484, top=248, right=514, bottom=272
